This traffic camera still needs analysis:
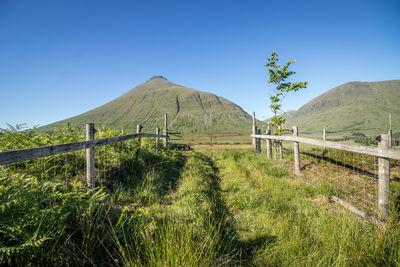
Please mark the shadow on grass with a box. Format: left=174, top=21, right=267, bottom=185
left=192, top=152, right=277, bottom=264
left=236, top=234, right=277, bottom=262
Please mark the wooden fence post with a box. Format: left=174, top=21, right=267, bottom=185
left=293, top=126, right=301, bottom=175
left=252, top=112, right=257, bottom=151
left=388, top=114, right=392, bottom=148
left=137, top=124, right=142, bottom=138
left=378, top=134, right=390, bottom=219
left=135, top=125, right=142, bottom=159
left=156, top=127, right=160, bottom=153
left=279, top=141, right=283, bottom=160
left=266, top=126, right=272, bottom=159
left=256, top=128, right=261, bottom=152
left=163, top=114, right=169, bottom=148
left=86, top=123, right=95, bottom=190
left=323, top=128, right=326, bottom=141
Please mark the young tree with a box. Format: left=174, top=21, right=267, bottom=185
left=265, top=51, right=308, bottom=135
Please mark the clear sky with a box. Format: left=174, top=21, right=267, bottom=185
left=1, top=0, right=399, bottom=129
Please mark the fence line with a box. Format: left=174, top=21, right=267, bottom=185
left=169, top=132, right=252, bottom=152
left=251, top=129, right=399, bottom=221
left=0, top=115, right=170, bottom=191
left=2, top=110, right=397, bottom=221
left=251, top=110, right=399, bottom=221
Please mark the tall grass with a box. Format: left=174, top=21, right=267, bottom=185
left=1, top=126, right=400, bottom=265
left=0, top=126, right=188, bottom=265
left=216, top=150, right=400, bottom=266
left=111, top=153, right=238, bottom=266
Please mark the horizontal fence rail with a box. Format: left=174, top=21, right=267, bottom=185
left=251, top=134, right=400, bottom=160
left=0, top=133, right=167, bottom=165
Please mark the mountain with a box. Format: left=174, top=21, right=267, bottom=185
left=280, top=110, right=297, bottom=121
left=40, top=76, right=253, bottom=133
left=284, top=80, right=400, bottom=135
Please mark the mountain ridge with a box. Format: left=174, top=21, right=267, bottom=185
left=39, top=76, right=254, bottom=133
left=283, top=80, right=400, bottom=135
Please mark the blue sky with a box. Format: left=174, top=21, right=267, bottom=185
left=1, top=0, right=399, bottom=129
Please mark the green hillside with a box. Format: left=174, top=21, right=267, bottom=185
left=284, top=80, right=400, bottom=135
left=40, top=76, right=254, bottom=133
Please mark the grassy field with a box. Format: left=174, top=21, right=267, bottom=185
left=215, top=151, right=400, bottom=265
left=1, top=127, right=400, bottom=265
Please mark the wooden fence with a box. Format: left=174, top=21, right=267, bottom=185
left=2, top=110, right=398, bottom=221
left=250, top=112, right=400, bottom=221
left=0, top=117, right=169, bottom=190
left=169, top=132, right=252, bottom=152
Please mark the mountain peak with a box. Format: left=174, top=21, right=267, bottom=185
left=147, top=76, right=168, bottom=82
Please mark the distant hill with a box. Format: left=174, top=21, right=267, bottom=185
left=284, top=80, right=400, bottom=135
left=280, top=110, right=297, bottom=121
left=40, top=76, right=254, bottom=133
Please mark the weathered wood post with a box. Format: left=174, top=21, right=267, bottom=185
left=279, top=141, right=283, bottom=160
left=266, top=126, right=272, bottom=159
left=163, top=114, right=169, bottom=148
left=293, top=126, right=301, bottom=175
left=256, top=128, right=261, bottom=152
left=322, top=128, right=327, bottom=152
left=378, top=134, right=390, bottom=219
left=252, top=112, right=257, bottom=151
left=137, top=124, right=142, bottom=139
left=86, top=123, right=95, bottom=190
left=388, top=114, right=392, bottom=148
left=135, top=125, right=142, bottom=159
left=155, top=127, right=160, bottom=153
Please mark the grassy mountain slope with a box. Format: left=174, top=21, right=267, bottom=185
left=284, top=80, right=400, bottom=135
left=40, top=76, right=253, bottom=133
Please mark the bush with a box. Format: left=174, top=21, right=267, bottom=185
left=0, top=175, right=112, bottom=265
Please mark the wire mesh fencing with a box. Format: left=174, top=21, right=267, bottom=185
left=392, top=135, right=400, bottom=147
left=0, top=139, right=141, bottom=190
left=252, top=130, right=400, bottom=220
left=297, top=143, right=381, bottom=215
left=169, top=132, right=253, bottom=152
left=0, top=126, right=166, bottom=193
